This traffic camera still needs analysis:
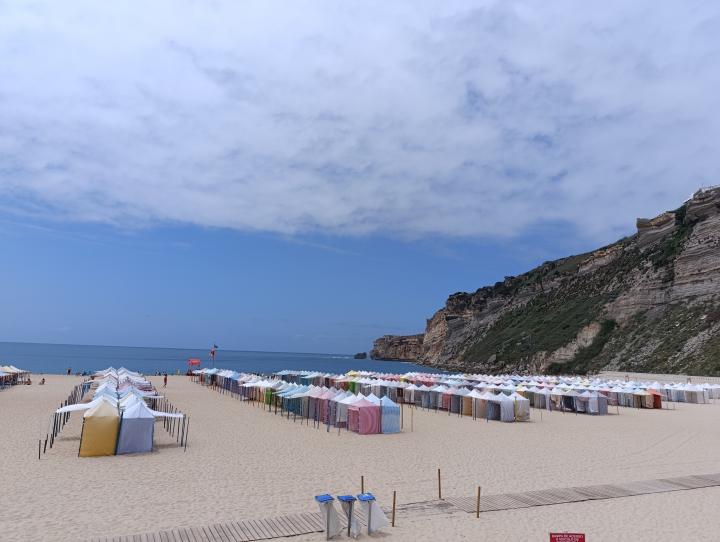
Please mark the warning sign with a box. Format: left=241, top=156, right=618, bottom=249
left=550, top=534, right=585, bottom=542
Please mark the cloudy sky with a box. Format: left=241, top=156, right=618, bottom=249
left=0, top=1, right=715, bottom=353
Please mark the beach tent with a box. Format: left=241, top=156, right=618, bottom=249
left=508, top=392, right=530, bottom=421
left=633, top=390, right=655, bottom=408
left=684, top=385, right=709, bottom=404
left=466, top=389, right=485, bottom=419
left=417, top=385, right=432, bottom=408
left=116, top=401, right=155, bottom=455
left=647, top=390, right=663, bottom=409
left=429, top=385, right=448, bottom=410
left=379, top=396, right=401, bottom=434
left=461, top=391, right=475, bottom=416
left=528, top=387, right=552, bottom=410
left=448, top=388, right=469, bottom=414
left=347, top=398, right=381, bottom=435
left=336, top=393, right=363, bottom=427
left=496, top=393, right=518, bottom=422
left=578, top=391, right=608, bottom=415
left=79, top=400, right=120, bottom=457
left=326, top=391, right=349, bottom=426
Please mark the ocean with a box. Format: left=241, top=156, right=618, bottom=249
left=0, top=341, right=435, bottom=376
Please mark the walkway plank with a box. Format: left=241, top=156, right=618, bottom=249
left=191, top=526, right=211, bottom=542
left=246, top=520, right=270, bottom=540
left=228, top=522, right=250, bottom=542
left=279, top=515, right=305, bottom=535
left=239, top=520, right=260, bottom=540
left=257, top=519, right=278, bottom=538
left=231, top=521, right=253, bottom=541
left=215, top=523, right=236, bottom=542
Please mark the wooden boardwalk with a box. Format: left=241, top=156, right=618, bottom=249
left=89, top=512, right=326, bottom=542
left=90, top=472, right=720, bottom=541
left=446, top=473, right=720, bottom=513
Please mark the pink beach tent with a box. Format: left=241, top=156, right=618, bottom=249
left=347, top=398, right=381, bottom=435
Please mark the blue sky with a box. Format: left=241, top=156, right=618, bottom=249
left=0, top=217, right=598, bottom=352
left=0, top=1, right=715, bottom=352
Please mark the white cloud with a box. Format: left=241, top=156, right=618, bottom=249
left=0, top=0, right=717, bottom=242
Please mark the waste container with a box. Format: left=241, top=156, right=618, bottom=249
left=314, top=494, right=342, bottom=540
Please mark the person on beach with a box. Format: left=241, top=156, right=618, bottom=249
left=163, top=373, right=168, bottom=387
left=39, top=378, right=45, bottom=385
left=66, top=367, right=71, bottom=376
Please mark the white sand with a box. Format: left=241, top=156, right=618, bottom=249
left=2, top=374, right=720, bottom=541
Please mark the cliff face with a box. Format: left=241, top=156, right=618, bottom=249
left=370, top=334, right=424, bottom=360
left=372, top=187, right=720, bottom=375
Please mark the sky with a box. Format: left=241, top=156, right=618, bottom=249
left=0, top=1, right=716, bottom=353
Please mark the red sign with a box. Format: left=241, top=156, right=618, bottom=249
left=550, top=534, right=585, bottom=542
left=187, top=358, right=201, bottom=366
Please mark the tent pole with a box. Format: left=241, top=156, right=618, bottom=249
left=114, top=412, right=124, bottom=456
left=78, top=418, right=86, bottom=457
left=437, top=469, right=442, bottom=500
left=391, top=491, right=396, bottom=527
left=184, top=416, right=189, bottom=452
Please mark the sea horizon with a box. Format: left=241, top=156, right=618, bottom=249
left=0, top=340, right=433, bottom=376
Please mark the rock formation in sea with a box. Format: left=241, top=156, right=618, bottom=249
left=372, top=187, right=720, bottom=375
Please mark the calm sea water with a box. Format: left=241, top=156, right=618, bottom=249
left=0, top=342, right=435, bottom=376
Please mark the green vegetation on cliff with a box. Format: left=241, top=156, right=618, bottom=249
left=548, top=319, right=617, bottom=375
left=462, top=292, right=609, bottom=369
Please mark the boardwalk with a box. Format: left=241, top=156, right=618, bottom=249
left=91, top=472, right=720, bottom=541
left=447, top=473, right=720, bottom=513
left=89, top=512, right=326, bottom=542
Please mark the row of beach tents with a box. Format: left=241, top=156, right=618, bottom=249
left=53, top=367, right=186, bottom=456
left=192, top=369, right=404, bottom=433
left=0, top=365, right=30, bottom=387
left=193, top=368, right=720, bottom=424
left=274, top=370, right=720, bottom=407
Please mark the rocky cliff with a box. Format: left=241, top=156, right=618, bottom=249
left=370, top=334, right=424, bottom=361
left=372, top=187, right=720, bottom=375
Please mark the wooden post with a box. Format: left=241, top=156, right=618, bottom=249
left=476, top=486, right=481, bottom=518
left=437, top=468, right=442, bottom=500
left=401, top=401, right=404, bottom=430
left=361, top=475, right=364, bottom=494
left=391, top=490, right=397, bottom=527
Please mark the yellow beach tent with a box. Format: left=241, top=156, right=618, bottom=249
left=79, top=400, right=120, bottom=457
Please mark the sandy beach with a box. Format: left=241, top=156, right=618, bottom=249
left=3, top=374, right=720, bottom=541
